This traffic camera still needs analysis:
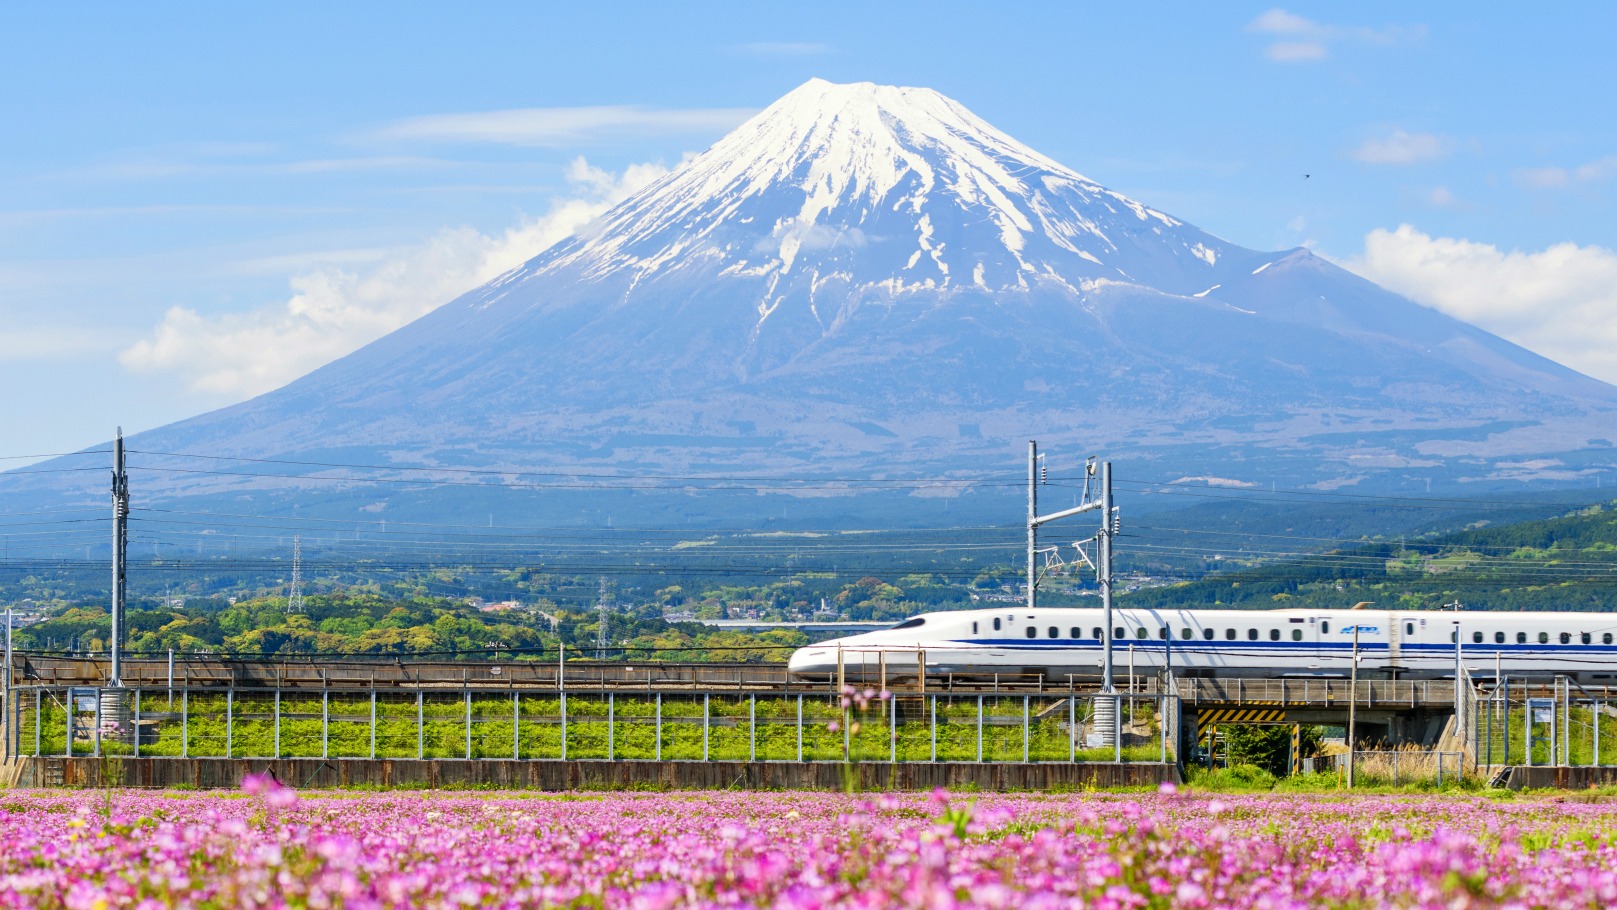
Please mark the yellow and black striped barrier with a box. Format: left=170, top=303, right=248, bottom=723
left=1196, top=706, right=1290, bottom=738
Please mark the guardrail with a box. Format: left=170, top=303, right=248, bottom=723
left=1177, top=678, right=1457, bottom=707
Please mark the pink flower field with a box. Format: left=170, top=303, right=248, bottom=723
left=4, top=782, right=1617, bottom=909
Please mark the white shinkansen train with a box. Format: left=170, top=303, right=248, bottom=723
left=786, top=606, right=1617, bottom=683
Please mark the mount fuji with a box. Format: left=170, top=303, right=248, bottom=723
left=11, top=79, right=1617, bottom=520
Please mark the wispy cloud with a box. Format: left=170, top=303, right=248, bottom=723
left=1351, top=129, right=1451, bottom=165
left=1347, top=225, right=1617, bottom=384
left=119, top=158, right=669, bottom=396
left=368, top=106, right=756, bottom=147
left=0, top=326, right=123, bottom=362
left=1515, top=155, right=1617, bottom=189
left=1247, top=8, right=1425, bottom=63
left=733, top=42, right=831, bottom=57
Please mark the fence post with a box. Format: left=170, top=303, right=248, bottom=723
left=369, top=689, right=377, bottom=760
left=321, top=690, right=329, bottom=760
left=464, top=688, right=472, bottom=761
left=513, top=692, right=521, bottom=760
left=1022, top=695, right=1029, bottom=762
left=561, top=691, right=568, bottom=761
left=1598, top=699, right=1604, bottom=766
left=1069, top=696, right=1076, bottom=762
left=132, top=689, right=141, bottom=759
left=608, top=693, right=615, bottom=761
left=749, top=693, right=756, bottom=762
left=34, top=689, right=41, bottom=757
left=794, top=693, right=801, bottom=762
left=225, top=688, right=233, bottom=758
left=703, top=693, right=710, bottom=762
left=656, top=693, right=663, bottom=761
left=416, top=690, right=424, bottom=760
left=1115, top=695, right=1123, bottom=764
left=93, top=690, right=102, bottom=758
left=890, top=692, right=897, bottom=763
left=181, top=689, right=189, bottom=759
left=1160, top=696, right=1167, bottom=764
left=274, top=688, right=281, bottom=758
left=930, top=695, right=937, bottom=762
left=976, top=695, right=983, bottom=763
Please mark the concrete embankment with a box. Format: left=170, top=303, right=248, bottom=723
left=12, top=757, right=1179, bottom=791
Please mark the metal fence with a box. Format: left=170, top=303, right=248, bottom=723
left=8, top=685, right=1180, bottom=765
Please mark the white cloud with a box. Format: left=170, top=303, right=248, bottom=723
left=1247, top=8, right=1424, bottom=62
left=1348, top=224, right=1617, bottom=384
left=1265, top=41, right=1328, bottom=62
left=119, top=158, right=669, bottom=396
left=369, top=106, right=755, bottom=146
left=1351, top=129, right=1450, bottom=165
left=1515, top=155, right=1617, bottom=189
left=1425, top=186, right=1465, bottom=209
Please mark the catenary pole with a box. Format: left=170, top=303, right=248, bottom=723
left=110, top=429, right=129, bottom=687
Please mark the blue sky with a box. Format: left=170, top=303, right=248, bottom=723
left=3, top=3, right=1616, bottom=462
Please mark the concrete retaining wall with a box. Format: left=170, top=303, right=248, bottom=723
left=14, top=757, right=1178, bottom=791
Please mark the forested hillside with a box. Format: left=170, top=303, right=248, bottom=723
left=1121, top=500, right=1617, bottom=612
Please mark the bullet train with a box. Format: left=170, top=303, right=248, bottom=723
left=786, top=606, right=1617, bottom=683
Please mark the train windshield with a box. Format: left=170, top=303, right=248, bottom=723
left=889, top=617, right=926, bottom=630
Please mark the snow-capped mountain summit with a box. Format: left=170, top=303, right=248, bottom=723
left=9, top=79, right=1617, bottom=521
left=540, top=78, right=1240, bottom=300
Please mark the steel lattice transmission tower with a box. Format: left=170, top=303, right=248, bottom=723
left=287, top=535, right=305, bottom=614
left=595, top=578, right=611, bottom=659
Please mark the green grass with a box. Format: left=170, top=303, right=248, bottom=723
left=14, top=690, right=1173, bottom=764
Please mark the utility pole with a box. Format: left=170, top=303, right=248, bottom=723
left=596, top=578, right=611, bottom=659
left=1347, top=625, right=1360, bottom=788
left=110, top=428, right=129, bottom=687
left=1025, top=443, right=1114, bottom=687
left=1026, top=442, right=1037, bottom=611
left=1100, top=461, right=1114, bottom=694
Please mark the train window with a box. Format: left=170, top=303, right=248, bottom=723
left=1406, top=622, right=1415, bottom=636
left=1203, top=628, right=1215, bottom=640
left=1473, top=631, right=1483, bottom=643
left=1450, top=631, right=1456, bottom=643
left=1181, top=628, right=1193, bottom=640
left=1158, top=627, right=1168, bottom=640
left=1226, top=629, right=1236, bottom=640
left=1582, top=632, right=1592, bottom=644
left=1518, top=632, right=1527, bottom=644
left=1291, top=629, right=1303, bottom=641
left=1093, top=627, right=1103, bottom=640
left=890, top=618, right=926, bottom=630
left=1320, top=621, right=1330, bottom=634
left=1606, top=633, right=1614, bottom=645
left=1539, top=632, right=1549, bottom=644
left=1269, top=629, right=1280, bottom=641
left=972, top=622, right=978, bottom=635
left=1115, top=627, right=1125, bottom=640
left=1071, top=627, right=1081, bottom=639
left=1048, top=626, right=1059, bottom=639
left=1137, top=627, right=1148, bottom=639
left=1495, top=632, right=1505, bottom=644
left=1560, top=632, right=1571, bottom=644
left=1247, top=629, right=1258, bottom=641
left=993, top=618, right=1001, bottom=631
left=1026, top=627, right=1037, bottom=639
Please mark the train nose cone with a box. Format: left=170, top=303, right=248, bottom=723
left=788, top=646, right=834, bottom=676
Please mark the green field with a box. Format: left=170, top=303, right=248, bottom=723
left=17, top=689, right=1171, bottom=764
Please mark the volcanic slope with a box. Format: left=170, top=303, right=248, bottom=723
left=17, top=79, right=1617, bottom=514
